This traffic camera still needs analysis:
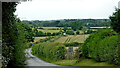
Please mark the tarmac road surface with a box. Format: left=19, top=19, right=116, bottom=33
left=25, top=48, right=58, bottom=66
left=25, top=48, right=83, bottom=68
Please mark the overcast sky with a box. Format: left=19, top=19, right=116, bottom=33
left=15, top=0, right=120, bottom=21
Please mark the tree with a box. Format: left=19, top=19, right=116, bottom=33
left=2, top=2, right=34, bottom=68
left=70, top=21, right=83, bottom=31
left=66, top=30, right=74, bottom=35
left=21, top=22, right=34, bottom=42
left=2, top=2, right=27, bottom=68
left=82, top=26, right=88, bottom=34
left=110, top=8, right=120, bottom=34
left=76, top=31, right=80, bottom=35
left=63, top=27, right=68, bottom=32
left=110, top=8, right=120, bottom=65
left=33, top=28, right=38, bottom=37
left=38, top=31, right=44, bottom=36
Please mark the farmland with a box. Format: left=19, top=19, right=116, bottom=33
left=4, top=2, right=119, bottom=67
left=54, top=34, right=89, bottom=43
left=31, top=26, right=116, bottom=67
left=34, top=34, right=89, bottom=43
left=34, top=37, right=46, bottom=42
left=33, top=27, right=90, bottom=43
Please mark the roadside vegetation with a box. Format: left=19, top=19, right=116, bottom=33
left=2, top=3, right=34, bottom=68
left=32, top=42, right=66, bottom=62
left=53, top=59, right=113, bottom=66
left=31, top=8, right=120, bottom=67
left=82, top=29, right=119, bottom=65
left=3, top=2, right=120, bottom=68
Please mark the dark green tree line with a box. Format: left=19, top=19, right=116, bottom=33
left=110, top=8, right=120, bottom=33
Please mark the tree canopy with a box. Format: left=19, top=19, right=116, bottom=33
left=2, top=2, right=34, bottom=68
left=110, top=8, right=120, bottom=34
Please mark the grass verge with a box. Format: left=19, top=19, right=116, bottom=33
left=32, top=50, right=114, bottom=66
left=52, top=58, right=114, bottom=66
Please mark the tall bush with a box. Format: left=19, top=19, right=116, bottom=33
left=32, top=42, right=66, bottom=61
left=82, top=29, right=120, bottom=65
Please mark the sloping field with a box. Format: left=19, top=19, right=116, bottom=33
left=42, top=27, right=60, bottom=30
left=34, top=37, right=46, bottom=42
left=37, top=29, right=60, bottom=33
left=54, top=34, right=89, bottom=43
left=42, top=27, right=71, bottom=30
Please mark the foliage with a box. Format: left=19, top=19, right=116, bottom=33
left=85, top=29, right=96, bottom=34
left=33, top=28, right=61, bottom=37
left=76, top=31, right=80, bottom=35
left=82, top=29, right=120, bottom=65
left=66, top=30, right=74, bottom=35
left=23, top=19, right=110, bottom=28
left=32, top=42, right=66, bottom=61
left=2, top=2, right=19, bottom=68
left=64, top=42, right=83, bottom=47
left=109, top=8, right=120, bottom=65
left=110, top=8, right=120, bottom=33
left=39, top=36, right=54, bottom=43
left=75, top=46, right=82, bottom=59
left=63, top=27, right=68, bottom=32
left=20, top=22, right=34, bottom=42
left=53, top=59, right=113, bottom=66
left=70, top=21, right=83, bottom=31
left=82, top=26, right=88, bottom=34
left=2, top=2, right=34, bottom=67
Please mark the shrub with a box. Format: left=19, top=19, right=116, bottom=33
left=32, top=42, right=66, bottom=61
left=82, top=29, right=120, bottom=65
left=85, top=29, right=96, bottom=34
left=46, top=32, right=52, bottom=36
left=75, top=46, right=82, bottom=59
left=38, top=27, right=43, bottom=29
left=66, top=30, right=74, bottom=35
left=64, top=42, right=83, bottom=47
left=76, top=31, right=80, bottom=35
left=97, top=36, right=119, bottom=64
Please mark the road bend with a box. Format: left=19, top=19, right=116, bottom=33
left=25, top=48, right=58, bottom=66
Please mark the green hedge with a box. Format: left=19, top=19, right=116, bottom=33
left=66, top=30, right=74, bottom=35
left=64, top=42, right=83, bottom=47
left=82, top=29, right=120, bottom=65
left=32, top=42, right=66, bottom=61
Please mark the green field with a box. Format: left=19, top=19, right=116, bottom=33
left=34, top=34, right=89, bottom=43
left=53, top=59, right=113, bottom=66
left=32, top=27, right=90, bottom=43
left=34, top=37, right=46, bottom=42
left=37, top=29, right=60, bottom=33
left=32, top=27, right=117, bottom=66
left=32, top=27, right=74, bottom=33
left=42, top=27, right=71, bottom=30
left=54, top=34, right=89, bottom=43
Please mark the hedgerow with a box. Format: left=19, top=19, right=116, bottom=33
left=64, top=42, right=83, bottom=47
left=82, top=29, right=120, bottom=65
left=32, top=42, right=66, bottom=62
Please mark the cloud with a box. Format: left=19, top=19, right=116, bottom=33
left=15, top=0, right=119, bottom=20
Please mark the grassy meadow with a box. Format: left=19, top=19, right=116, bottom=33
left=34, top=34, right=89, bottom=43
left=37, top=29, right=60, bottom=33
left=34, top=37, right=46, bottom=42
left=33, top=27, right=90, bottom=43
left=54, top=34, right=89, bottom=43
left=53, top=59, right=113, bottom=66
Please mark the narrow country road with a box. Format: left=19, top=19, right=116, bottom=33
left=25, top=48, right=83, bottom=68
left=25, top=48, right=58, bottom=66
